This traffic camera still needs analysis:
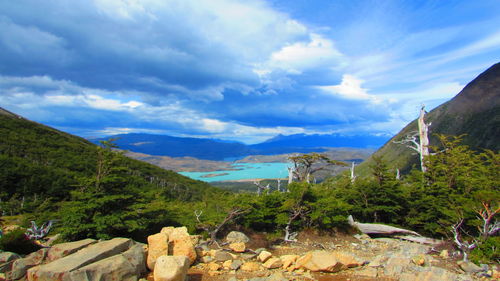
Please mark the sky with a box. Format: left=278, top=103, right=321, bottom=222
left=1, top=0, right=499, bottom=144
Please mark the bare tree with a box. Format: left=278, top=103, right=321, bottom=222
left=253, top=181, right=270, bottom=196
left=195, top=208, right=247, bottom=245
left=394, top=105, right=431, bottom=172
left=350, top=161, right=356, bottom=183
left=288, top=153, right=347, bottom=183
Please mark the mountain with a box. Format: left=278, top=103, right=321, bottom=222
left=94, top=133, right=388, bottom=161
left=91, top=133, right=253, bottom=161
left=357, top=62, right=500, bottom=174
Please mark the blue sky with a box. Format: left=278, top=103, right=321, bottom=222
left=1, top=0, right=499, bottom=144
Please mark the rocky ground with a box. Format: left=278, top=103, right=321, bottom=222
left=0, top=227, right=498, bottom=281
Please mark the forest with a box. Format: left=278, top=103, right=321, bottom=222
left=0, top=111, right=498, bottom=264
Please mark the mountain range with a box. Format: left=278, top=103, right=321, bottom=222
left=91, top=133, right=389, bottom=161
left=357, top=62, right=500, bottom=174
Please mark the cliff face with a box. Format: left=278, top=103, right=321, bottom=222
left=358, top=62, right=500, bottom=174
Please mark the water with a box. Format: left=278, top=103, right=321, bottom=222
left=179, top=162, right=289, bottom=182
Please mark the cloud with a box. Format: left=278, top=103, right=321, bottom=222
left=316, top=74, right=381, bottom=103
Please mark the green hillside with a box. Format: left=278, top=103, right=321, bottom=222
left=357, top=62, right=500, bottom=175
left=0, top=108, right=225, bottom=240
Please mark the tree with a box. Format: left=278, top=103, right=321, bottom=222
left=288, top=153, right=346, bottom=183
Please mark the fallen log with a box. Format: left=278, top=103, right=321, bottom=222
left=394, top=235, right=441, bottom=245
left=348, top=215, right=420, bottom=236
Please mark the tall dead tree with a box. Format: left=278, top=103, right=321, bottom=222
left=253, top=181, right=270, bottom=196
left=394, top=105, right=431, bottom=172
left=350, top=161, right=356, bottom=183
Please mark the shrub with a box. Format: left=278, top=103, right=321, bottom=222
left=0, top=228, right=40, bottom=254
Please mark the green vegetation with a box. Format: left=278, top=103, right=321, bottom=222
left=0, top=112, right=498, bottom=263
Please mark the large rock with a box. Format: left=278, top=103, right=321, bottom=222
left=229, top=242, right=246, bottom=253
left=331, top=251, right=362, bottom=268
left=263, top=257, right=283, bottom=269
left=65, top=244, right=146, bottom=281
left=214, top=250, right=233, bottom=262
left=154, top=255, right=190, bottom=281
left=161, top=226, right=189, bottom=242
left=280, top=254, right=299, bottom=270
left=296, top=251, right=343, bottom=273
left=0, top=252, right=21, bottom=273
left=226, top=231, right=250, bottom=243
left=9, top=248, right=48, bottom=280
left=172, top=235, right=197, bottom=265
left=147, top=232, right=169, bottom=270
left=240, top=261, right=262, bottom=272
left=47, top=238, right=97, bottom=262
left=26, top=238, right=134, bottom=281
left=457, top=261, right=483, bottom=273
left=257, top=251, right=272, bottom=262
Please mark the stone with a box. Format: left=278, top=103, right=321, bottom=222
left=240, top=261, right=262, bottom=272
left=147, top=232, right=169, bottom=270
left=226, top=231, right=250, bottom=243
left=399, top=267, right=462, bottom=281
left=154, top=255, right=190, bottom=281
left=258, top=250, right=272, bottom=262
left=355, top=267, right=378, bottom=278
left=26, top=238, right=134, bottom=281
left=200, top=256, right=213, bottom=263
left=331, top=251, right=362, bottom=268
left=171, top=235, right=197, bottom=265
left=267, top=271, right=289, bottom=281
left=368, top=255, right=388, bottom=267
left=457, top=261, right=483, bottom=273
left=47, top=238, right=97, bottom=262
left=296, top=251, right=343, bottom=273
left=162, top=226, right=190, bottom=242
left=230, top=260, right=243, bottom=270
left=229, top=242, right=246, bottom=253
left=263, top=257, right=283, bottom=269
left=439, top=250, right=449, bottom=259
left=214, top=250, right=233, bottom=262
left=280, top=254, right=299, bottom=269
left=9, top=248, right=49, bottom=280
left=412, top=254, right=426, bottom=266
left=65, top=244, right=146, bottom=281
left=208, top=262, right=222, bottom=271
left=0, top=252, right=21, bottom=264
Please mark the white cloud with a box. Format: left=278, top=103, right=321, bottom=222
left=316, top=74, right=381, bottom=103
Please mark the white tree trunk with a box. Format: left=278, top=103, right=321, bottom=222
left=418, top=105, right=430, bottom=172
left=350, top=162, right=356, bottom=183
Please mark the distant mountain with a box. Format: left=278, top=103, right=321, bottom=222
left=93, top=132, right=388, bottom=160
left=357, top=62, right=500, bottom=174
left=251, top=133, right=389, bottom=151
left=91, top=133, right=253, bottom=161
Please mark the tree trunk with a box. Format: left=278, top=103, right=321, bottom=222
left=418, top=105, right=430, bottom=172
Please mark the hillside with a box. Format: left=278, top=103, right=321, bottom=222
left=0, top=108, right=224, bottom=240
left=357, top=62, right=500, bottom=174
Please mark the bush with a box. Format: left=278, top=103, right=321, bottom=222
left=0, top=228, right=40, bottom=255
left=470, top=236, right=500, bottom=264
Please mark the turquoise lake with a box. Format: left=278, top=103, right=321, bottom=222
left=179, top=163, right=290, bottom=182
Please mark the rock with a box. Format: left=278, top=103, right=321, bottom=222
left=26, top=238, right=134, bottom=281
left=147, top=232, right=169, bottom=270
left=240, top=261, right=262, bottom=272
left=240, top=253, right=256, bottom=260
left=229, top=242, right=246, bottom=253
left=226, top=231, right=250, bottom=243
left=214, top=250, right=233, bottom=262
left=331, top=251, right=362, bottom=268
left=368, top=255, right=388, bottom=267
left=296, top=251, right=343, bottom=273
left=355, top=267, right=378, bottom=278
left=154, top=255, right=190, bottom=281
left=254, top=248, right=266, bottom=255
left=9, top=248, right=48, bottom=280
left=65, top=244, right=146, bottom=281
left=399, top=267, right=463, bottom=281
left=457, top=260, right=483, bottom=273
left=230, top=260, right=243, bottom=270
left=47, top=238, right=97, bottom=262
left=208, top=262, right=222, bottom=271
left=280, top=254, right=299, bottom=269
left=258, top=251, right=272, bottom=262
left=263, top=257, right=283, bottom=269
left=200, top=256, right=213, bottom=263
left=171, top=235, right=197, bottom=265
left=0, top=252, right=21, bottom=264
left=383, top=255, right=411, bottom=276
left=162, top=226, right=190, bottom=242
left=267, top=271, right=288, bottom=281
left=412, top=254, right=426, bottom=266
left=439, top=250, right=449, bottom=259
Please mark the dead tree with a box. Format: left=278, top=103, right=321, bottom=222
left=253, top=181, right=270, bottom=196
left=288, top=153, right=347, bottom=183
left=451, top=219, right=477, bottom=261
left=350, top=161, right=356, bottom=183
left=394, top=105, right=431, bottom=172
left=287, top=166, right=295, bottom=184
left=476, top=201, right=500, bottom=239
left=195, top=208, right=247, bottom=245
left=284, top=207, right=309, bottom=242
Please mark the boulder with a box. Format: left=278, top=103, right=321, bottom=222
left=226, top=231, right=250, bottom=243
left=331, top=251, right=362, bottom=268
left=240, top=261, right=262, bottom=272
left=154, top=255, right=190, bottom=281
left=46, top=238, right=97, bottom=262
left=457, top=261, right=483, bottom=273
left=65, top=244, right=146, bottom=281
left=147, top=232, right=169, bottom=270
left=229, top=242, right=246, bottom=253
left=214, top=250, right=233, bottom=262
left=9, top=248, right=48, bottom=280
left=263, top=257, right=283, bottom=269
left=279, top=254, right=299, bottom=269
left=257, top=251, right=272, bottom=263
left=0, top=252, right=21, bottom=264
left=230, top=259, right=243, bottom=270
left=26, top=238, right=134, bottom=281
left=171, top=235, right=197, bottom=265
left=296, top=251, right=343, bottom=273
left=161, top=226, right=189, bottom=242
